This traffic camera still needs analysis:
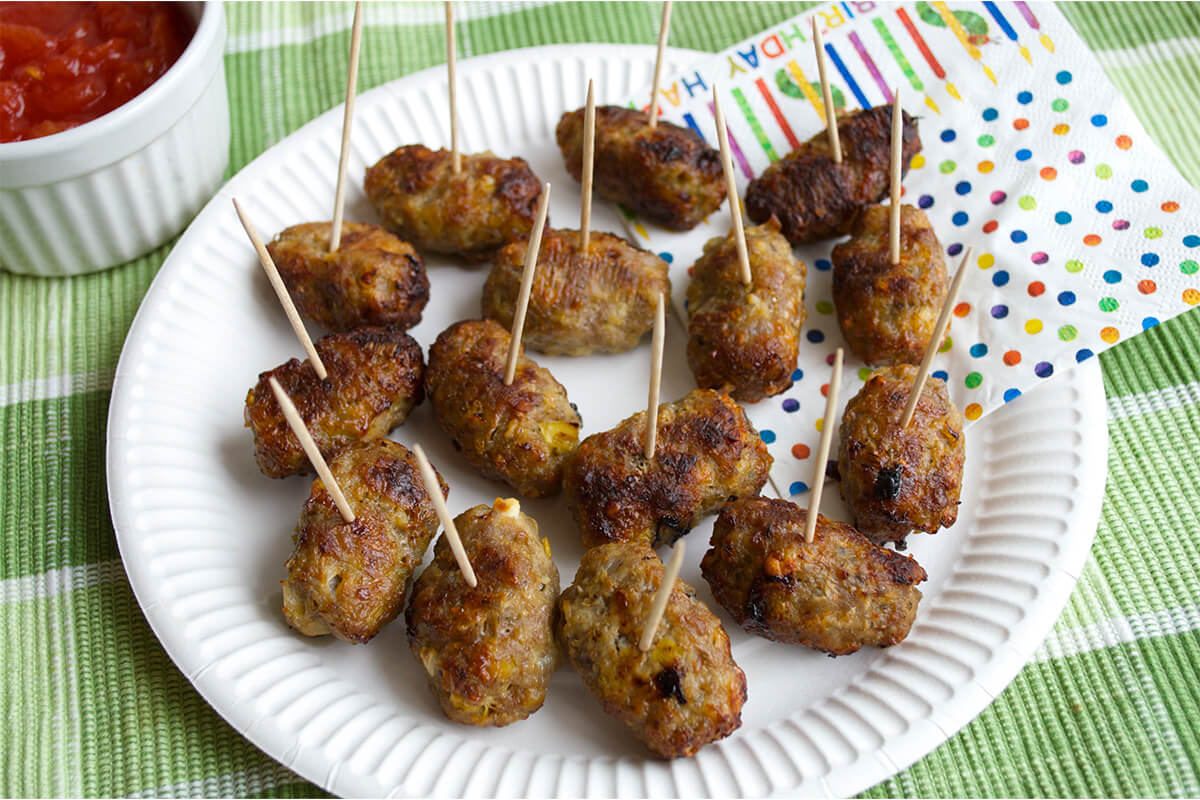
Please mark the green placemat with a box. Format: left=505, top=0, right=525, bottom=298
left=1, top=3, right=1197, bottom=796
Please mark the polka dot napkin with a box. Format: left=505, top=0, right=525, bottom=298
left=619, top=0, right=1199, bottom=500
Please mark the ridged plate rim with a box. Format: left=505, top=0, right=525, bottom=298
left=106, top=44, right=1107, bottom=798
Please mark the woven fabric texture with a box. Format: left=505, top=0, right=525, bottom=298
left=1, top=2, right=1198, bottom=796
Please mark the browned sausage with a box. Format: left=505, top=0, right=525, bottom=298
left=266, top=221, right=429, bottom=332
left=244, top=326, right=424, bottom=479
left=424, top=319, right=581, bottom=497
left=364, top=145, right=542, bottom=261
left=686, top=217, right=807, bottom=402
left=558, top=541, right=746, bottom=758
left=406, top=498, right=559, bottom=726
left=482, top=228, right=670, bottom=355
left=838, top=365, right=965, bottom=546
left=281, top=439, right=447, bottom=643
left=563, top=389, right=772, bottom=548
left=745, top=106, right=920, bottom=245
left=556, top=105, right=725, bottom=231
left=702, top=497, right=926, bottom=655
left=831, top=205, right=947, bottom=366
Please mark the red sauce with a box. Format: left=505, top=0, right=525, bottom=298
left=0, top=2, right=193, bottom=143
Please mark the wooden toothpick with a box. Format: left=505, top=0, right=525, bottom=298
left=889, top=87, right=903, bottom=265
left=268, top=377, right=354, bottom=522
left=445, top=1, right=460, bottom=173
left=811, top=17, right=842, bottom=164
left=329, top=0, right=363, bottom=252
left=900, top=248, right=971, bottom=429
left=503, top=182, right=552, bottom=385
left=647, top=0, right=672, bottom=129
left=580, top=79, right=596, bottom=251
left=233, top=198, right=328, bottom=380
left=712, top=84, right=751, bottom=287
left=803, top=348, right=843, bottom=544
left=639, top=539, right=685, bottom=652
left=412, top=444, right=477, bottom=588
left=643, top=292, right=666, bottom=460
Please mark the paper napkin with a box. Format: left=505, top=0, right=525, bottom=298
left=620, top=0, right=1199, bottom=498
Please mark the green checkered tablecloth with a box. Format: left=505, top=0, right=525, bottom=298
left=2, top=2, right=1198, bottom=796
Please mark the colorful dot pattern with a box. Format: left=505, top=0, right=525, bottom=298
left=616, top=10, right=1200, bottom=497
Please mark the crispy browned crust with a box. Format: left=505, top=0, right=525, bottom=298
left=702, top=498, right=926, bottom=655
left=745, top=106, right=921, bottom=245
left=556, top=105, right=725, bottom=231
left=406, top=499, right=560, bottom=726
left=364, top=145, right=541, bottom=262
left=266, top=221, right=429, bottom=333
left=831, top=205, right=947, bottom=366
left=424, top=319, right=581, bottom=497
left=837, top=365, right=966, bottom=546
left=244, top=326, right=425, bottom=479
left=563, top=389, right=772, bottom=548
left=281, top=439, right=448, bottom=643
left=482, top=228, right=671, bottom=356
left=557, top=541, right=746, bottom=758
left=686, top=218, right=807, bottom=402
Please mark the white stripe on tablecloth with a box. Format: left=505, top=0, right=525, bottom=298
left=224, top=1, right=553, bottom=55
left=0, top=370, right=114, bottom=409
left=1093, top=35, right=1200, bottom=70
left=1033, top=604, right=1200, bottom=662
left=1107, top=380, right=1200, bottom=421
left=1035, top=601, right=1200, bottom=794
left=126, top=761, right=305, bottom=798
left=0, top=560, right=126, bottom=605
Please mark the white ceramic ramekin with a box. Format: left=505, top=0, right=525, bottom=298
left=0, top=2, right=230, bottom=277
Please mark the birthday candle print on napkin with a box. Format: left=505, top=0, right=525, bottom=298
left=620, top=1, right=1199, bottom=499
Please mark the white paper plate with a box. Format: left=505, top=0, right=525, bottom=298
left=106, top=45, right=1107, bottom=798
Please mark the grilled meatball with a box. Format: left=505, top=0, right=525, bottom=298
left=702, top=497, right=926, bottom=655
left=558, top=541, right=746, bottom=758
left=564, top=389, right=772, bottom=549
left=425, top=319, right=581, bottom=497
left=481, top=228, right=670, bottom=356
left=831, top=205, right=947, bottom=366
left=281, top=439, right=447, bottom=643
left=556, top=105, right=725, bottom=231
left=364, top=145, right=542, bottom=262
left=406, top=498, right=559, bottom=726
left=266, top=221, right=429, bottom=333
left=244, top=326, right=424, bottom=479
left=745, top=106, right=920, bottom=245
left=686, top=217, right=807, bottom=402
left=838, top=365, right=965, bottom=546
